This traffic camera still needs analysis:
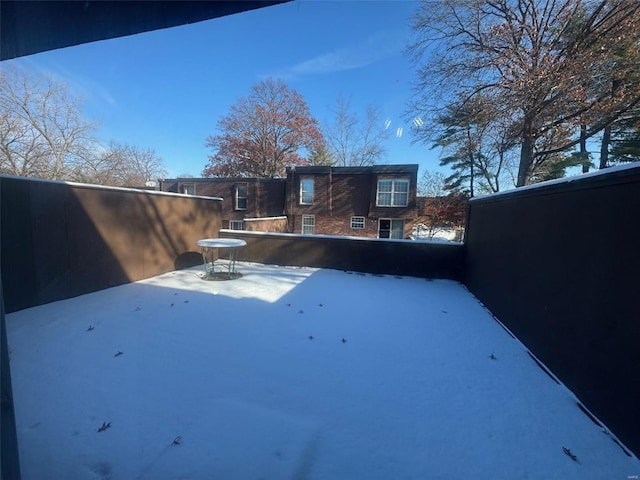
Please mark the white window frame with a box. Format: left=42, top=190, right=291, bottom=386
left=300, top=178, right=314, bottom=205
left=229, top=220, right=244, bottom=230
left=181, top=183, right=195, bottom=195
left=235, top=184, right=247, bottom=210
left=378, top=218, right=405, bottom=239
left=301, top=214, right=315, bottom=234
left=350, top=216, right=365, bottom=229
left=376, top=178, right=409, bottom=207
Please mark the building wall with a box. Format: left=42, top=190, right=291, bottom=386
left=286, top=165, right=419, bottom=237
left=464, top=165, right=640, bottom=457
left=1, top=176, right=222, bottom=313
left=162, top=166, right=420, bottom=238
left=159, top=177, right=285, bottom=223
left=289, top=214, right=398, bottom=237
left=329, top=172, right=374, bottom=216
left=255, top=180, right=287, bottom=217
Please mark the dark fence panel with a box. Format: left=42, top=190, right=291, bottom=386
left=464, top=165, right=640, bottom=456
left=1, top=176, right=221, bottom=313
left=1, top=284, right=21, bottom=479
left=219, top=230, right=464, bottom=279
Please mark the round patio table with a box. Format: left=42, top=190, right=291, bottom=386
left=197, top=238, right=246, bottom=280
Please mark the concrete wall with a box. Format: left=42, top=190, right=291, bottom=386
left=464, top=165, right=640, bottom=457
left=1, top=176, right=222, bottom=313
left=219, top=230, right=464, bottom=280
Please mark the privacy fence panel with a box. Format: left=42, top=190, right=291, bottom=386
left=464, top=165, right=640, bottom=457
left=1, top=176, right=221, bottom=313
left=219, top=230, right=464, bottom=280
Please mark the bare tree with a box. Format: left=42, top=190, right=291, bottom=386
left=0, top=108, right=48, bottom=176
left=0, top=66, right=96, bottom=179
left=408, top=0, right=640, bottom=186
left=418, top=169, right=448, bottom=197
left=70, top=141, right=167, bottom=187
left=322, top=95, right=389, bottom=167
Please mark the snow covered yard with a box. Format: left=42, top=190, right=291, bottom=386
left=6, top=262, right=637, bottom=479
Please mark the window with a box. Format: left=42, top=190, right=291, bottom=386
left=301, top=215, right=315, bottom=234
left=181, top=183, right=195, bottom=195
left=378, top=219, right=405, bottom=239
left=229, top=220, right=244, bottom=230
left=376, top=179, right=409, bottom=207
left=350, top=216, right=365, bottom=229
left=300, top=178, right=314, bottom=205
left=235, top=184, right=247, bottom=210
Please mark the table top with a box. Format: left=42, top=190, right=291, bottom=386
left=197, top=238, right=247, bottom=248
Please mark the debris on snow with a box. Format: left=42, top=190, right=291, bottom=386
left=562, top=447, right=578, bottom=462
left=97, top=422, right=111, bottom=432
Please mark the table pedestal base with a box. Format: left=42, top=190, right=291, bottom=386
left=201, top=271, right=243, bottom=281
left=200, top=245, right=241, bottom=280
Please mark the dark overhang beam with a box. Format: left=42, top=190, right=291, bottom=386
left=1, top=1, right=292, bottom=61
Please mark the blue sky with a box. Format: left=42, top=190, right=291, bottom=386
left=6, top=0, right=441, bottom=179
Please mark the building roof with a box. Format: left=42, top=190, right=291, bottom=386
left=163, top=177, right=286, bottom=183
left=161, top=165, right=420, bottom=183
left=286, top=164, right=419, bottom=175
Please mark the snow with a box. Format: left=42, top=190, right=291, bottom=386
left=410, top=225, right=462, bottom=243
left=6, top=262, right=637, bottom=479
left=243, top=216, right=288, bottom=222
left=219, top=228, right=463, bottom=245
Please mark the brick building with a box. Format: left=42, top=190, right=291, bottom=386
left=159, top=164, right=419, bottom=239
left=158, top=177, right=286, bottom=231
left=285, top=165, right=418, bottom=238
